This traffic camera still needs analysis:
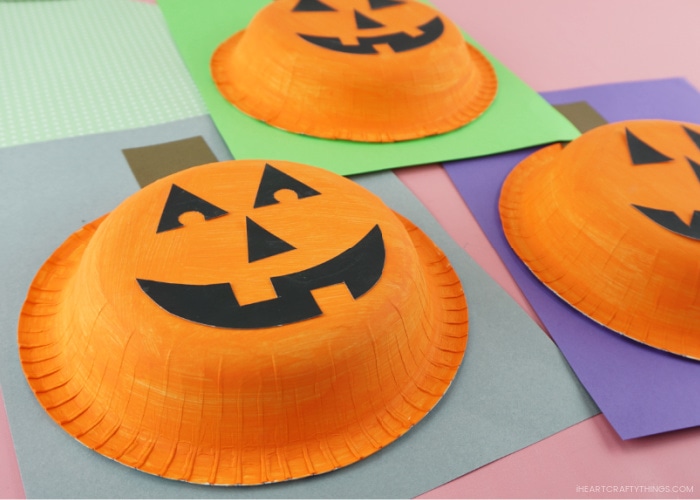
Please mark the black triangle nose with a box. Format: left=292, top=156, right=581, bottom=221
left=369, top=0, right=405, bottom=9
left=246, top=217, right=296, bottom=263
left=354, top=10, right=385, bottom=29
left=687, top=157, right=700, bottom=183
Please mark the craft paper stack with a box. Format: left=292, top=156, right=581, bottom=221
left=2, top=0, right=700, bottom=497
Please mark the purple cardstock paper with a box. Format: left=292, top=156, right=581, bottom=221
left=444, top=78, right=700, bottom=439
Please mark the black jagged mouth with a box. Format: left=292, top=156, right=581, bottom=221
left=632, top=205, right=700, bottom=241
left=298, top=16, right=444, bottom=54
left=137, top=225, right=385, bottom=329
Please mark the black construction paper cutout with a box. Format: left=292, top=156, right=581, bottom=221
left=369, top=0, right=404, bottom=9
left=137, top=281, right=240, bottom=327
left=293, top=0, right=335, bottom=12
left=253, top=164, right=321, bottom=208
left=246, top=217, right=296, bottom=263
left=137, top=225, right=385, bottom=328
left=299, top=16, right=444, bottom=54
left=626, top=129, right=673, bottom=165
left=355, top=10, right=385, bottom=29
left=684, top=126, right=700, bottom=151
left=156, top=184, right=228, bottom=233
left=688, top=157, right=700, bottom=183
left=633, top=205, right=700, bottom=241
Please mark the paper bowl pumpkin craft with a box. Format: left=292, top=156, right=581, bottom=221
left=211, top=0, right=497, bottom=142
left=18, top=160, right=468, bottom=485
left=500, top=119, right=700, bottom=359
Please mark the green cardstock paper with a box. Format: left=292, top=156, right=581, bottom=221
left=157, top=0, right=580, bottom=176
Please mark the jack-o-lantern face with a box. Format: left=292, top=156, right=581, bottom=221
left=500, top=120, right=700, bottom=359
left=19, top=158, right=468, bottom=485
left=292, top=0, right=444, bottom=54
left=136, top=163, right=385, bottom=328
left=211, top=0, right=497, bottom=142
left=625, top=126, right=700, bottom=240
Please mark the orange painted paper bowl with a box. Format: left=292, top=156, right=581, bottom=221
left=500, top=120, right=700, bottom=360
left=18, top=160, right=468, bottom=485
left=211, top=0, right=497, bottom=142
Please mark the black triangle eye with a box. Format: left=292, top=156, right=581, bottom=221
left=254, top=164, right=321, bottom=208
left=369, top=0, right=404, bottom=9
left=293, top=0, right=335, bottom=12
left=625, top=129, right=673, bottom=165
left=156, top=184, right=228, bottom=233
left=684, top=126, right=700, bottom=151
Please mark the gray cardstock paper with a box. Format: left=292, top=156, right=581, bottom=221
left=0, top=116, right=597, bottom=498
